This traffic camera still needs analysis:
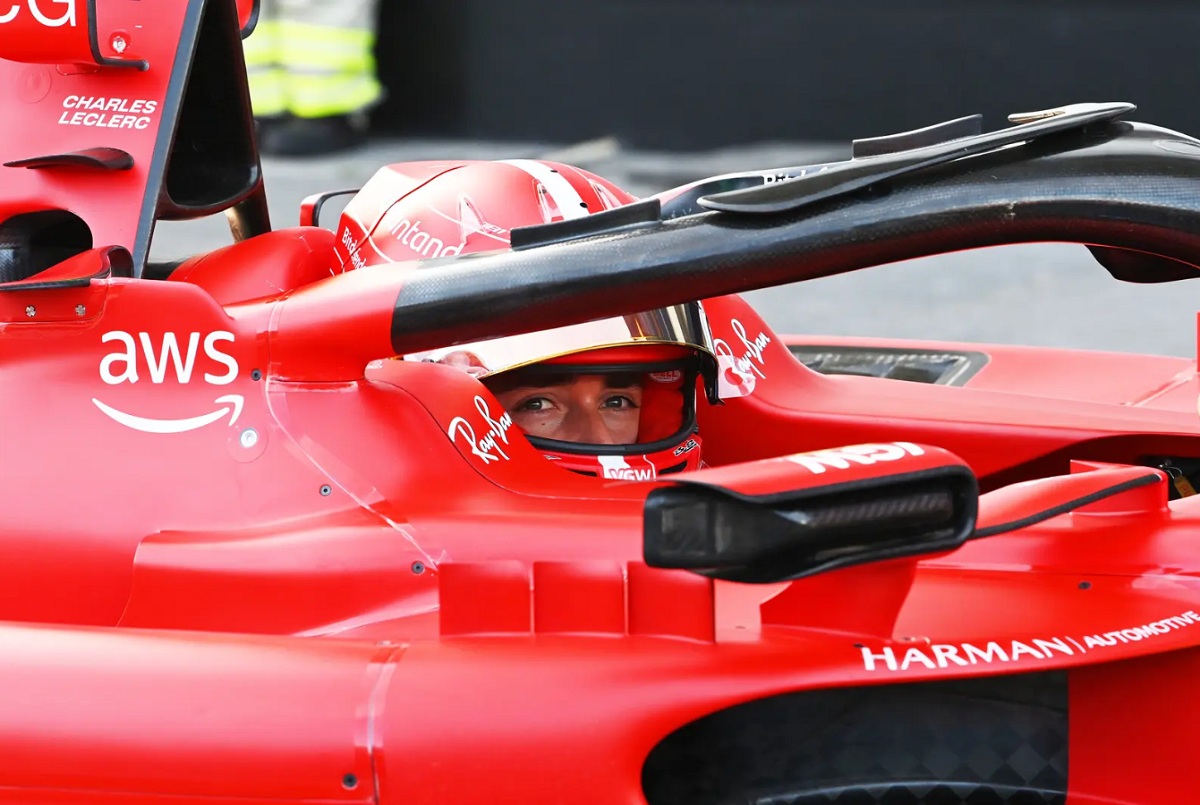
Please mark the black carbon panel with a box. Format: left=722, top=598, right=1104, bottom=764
left=641, top=672, right=1067, bottom=805
left=0, top=246, right=26, bottom=284
left=0, top=211, right=92, bottom=283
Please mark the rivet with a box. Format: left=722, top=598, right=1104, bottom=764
left=342, top=773, right=358, bottom=790
left=239, top=428, right=258, bottom=448
left=74, top=304, right=86, bottom=316
left=24, top=305, right=35, bottom=318
left=319, top=484, right=332, bottom=496
left=411, top=561, right=425, bottom=574
left=250, top=369, right=263, bottom=381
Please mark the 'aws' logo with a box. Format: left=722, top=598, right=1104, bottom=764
left=99, top=331, right=238, bottom=385
left=92, top=331, right=244, bottom=434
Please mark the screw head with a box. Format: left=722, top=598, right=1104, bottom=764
left=342, top=773, right=358, bottom=790
left=24, top=305, right=35, bottom=318
left=411, top=561, right=426, bottom=574
left=319, top=484, right=332, bottom=496
left=74, top=304, right=86, bottom=316
left=239, top=428, right=258, bottom=448
left=250, top=369, right=263, bottom=381
left=110, top=32, right=128, bottom=54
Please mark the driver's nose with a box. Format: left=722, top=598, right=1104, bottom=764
left=575, top=409, right=622, bottom=445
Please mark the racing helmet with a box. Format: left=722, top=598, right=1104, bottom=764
left=344, top=159, right=720, bottom=478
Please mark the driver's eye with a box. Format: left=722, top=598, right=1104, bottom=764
left=602, top=395, right=637, bottom=410
left=517, top=396, right=552, bottom=412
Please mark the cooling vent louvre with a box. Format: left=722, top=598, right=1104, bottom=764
left=790, top=346, right=988, bottom=386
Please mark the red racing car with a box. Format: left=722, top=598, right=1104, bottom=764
left=2, top=1, right=1200, bottom=803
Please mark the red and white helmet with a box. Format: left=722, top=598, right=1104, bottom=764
left=338, top=159, right=720, bottom=479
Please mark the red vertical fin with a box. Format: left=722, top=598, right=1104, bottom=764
left=438, top=561, right=531, bottom=636
left=627, top=562, right=715, bottom=643
left=760, top=558, right=919, bottom=638
left=532, top=561, right=626, bottom=634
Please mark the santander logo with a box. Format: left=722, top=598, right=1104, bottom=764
left=389, top=217, right=464, bottom=259
left=0, top=0, right=76, bottom=27
left=92, top=331, right=243, bottom=434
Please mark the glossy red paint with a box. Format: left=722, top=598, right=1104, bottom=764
left=4, top=2, right=1200, bottom=802
left=336, top=159, right=633, bottom=268
left=0, top=0, right=189, bottom=261
left=700, top=293, right=1200, bottom=485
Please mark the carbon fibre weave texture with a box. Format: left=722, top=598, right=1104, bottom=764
left=389, top=122, right=1200, bottom=356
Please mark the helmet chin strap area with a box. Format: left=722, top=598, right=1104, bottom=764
left=538, top=437, right=701, bottom=481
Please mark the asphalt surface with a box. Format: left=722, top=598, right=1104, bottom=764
left=150, top=136, right=1200, bottom=360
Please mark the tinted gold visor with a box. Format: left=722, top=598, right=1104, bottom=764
left=409, top=302, right=716, bottom=377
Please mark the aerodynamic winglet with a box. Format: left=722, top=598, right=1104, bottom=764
left=851, top=113, right=983, bottom=158
left=4, top=148, right=134, bottom=171
left=510, top=198, right=663, bottom=250
left=698, top=102, right=1136, bottom=215
left=0, top=245, right=131, bottom=291
left=0, top=0, right=265, bottom=277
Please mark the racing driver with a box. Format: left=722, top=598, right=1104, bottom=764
left=347, top=159, right=721, bottom=478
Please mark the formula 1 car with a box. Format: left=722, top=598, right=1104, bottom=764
left=4, top=0, right=1200, bottom=803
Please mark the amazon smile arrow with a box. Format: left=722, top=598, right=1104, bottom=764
left=91, top=395, right=244, bottom=434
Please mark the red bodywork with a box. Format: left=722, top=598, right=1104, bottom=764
left=1, top=2, right=1200, bottom=803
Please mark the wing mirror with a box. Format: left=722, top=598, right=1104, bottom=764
left=299, top=189, right=360, bottom=229
left=643, top=443, right=978, bottom=583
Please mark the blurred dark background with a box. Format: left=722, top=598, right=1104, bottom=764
left=373, top=0, right=1200, bottom=149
